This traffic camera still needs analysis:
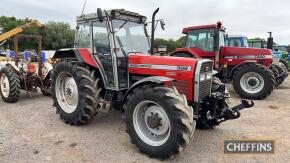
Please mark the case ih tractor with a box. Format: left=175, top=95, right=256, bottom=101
left=51, top=9, right=253, bottom=159
left=172, top=22, right=277, bottom=100
left=227, top=34, right=288, bottom=85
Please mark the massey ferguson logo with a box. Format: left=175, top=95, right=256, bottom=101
left=177, top=66, right=191, bottom=71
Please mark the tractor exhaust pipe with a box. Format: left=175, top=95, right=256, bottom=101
left=267, top=32, right=273, bottom=50
left=150, top=8, right=159, bottom=55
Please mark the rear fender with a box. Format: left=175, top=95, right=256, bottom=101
left=121, top=76, right=175, bottom=112
left=228, top=60, right=257, bottom=79
left=53, top=48, right=97, bottom=68
left=53, top=48, right=109, bottom=88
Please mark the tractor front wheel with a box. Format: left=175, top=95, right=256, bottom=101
left=0, top=65, right=20, bottom=103
left=233, top=64, right=274, bottom=100
left=124, top=85, right=195, bottom=159
left=51, top=59, right=102, bottom=125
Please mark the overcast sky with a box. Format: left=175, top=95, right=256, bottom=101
left=1, top=0, right=290, bottom=45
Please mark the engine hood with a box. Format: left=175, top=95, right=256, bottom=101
left=221, top=46, right=272, bottom=57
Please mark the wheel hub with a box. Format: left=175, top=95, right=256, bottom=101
left=146, top=112, right=162, bottom=129
left=55, top=72, right=79, bottom=113
left=240, top=72, right=265, bottom=94
left=133, top=101, right=171, bottom=146
left=248, top=77, right=259, bottom=87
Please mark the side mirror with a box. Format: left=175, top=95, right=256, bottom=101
left=225, top=33, right=228, bottom=39
left=160, top=20, right=165, bottom=30
left=97, top=8, right=104, bottom=22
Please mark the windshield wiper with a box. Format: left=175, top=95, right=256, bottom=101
left=114, top=21, right=128, bottom=33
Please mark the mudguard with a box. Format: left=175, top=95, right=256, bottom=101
left=121, top=76, right=175, bottom=111
left=53, top=48, right=97, bottom=68
left=228, top=60, right=257, bottom=79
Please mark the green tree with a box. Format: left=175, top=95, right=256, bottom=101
left=43, top=21, right=75, bottom=50
left=154, top=36, right=186, bottom=53
left=0, top=16, right=75, bottom=50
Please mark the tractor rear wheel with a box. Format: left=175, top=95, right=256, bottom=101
left=269, top=64, right=281, bottom=87
left=51, top=59, right=102, bottom=125
left=273, top=64, right=286, bottom=86
left=233, top=64, right=274, bottom=100
left=124, top=85, right=194, bottom=159
left=0, top=65, right=20, bottom=103
left=280, top=58, right=289, bottom=71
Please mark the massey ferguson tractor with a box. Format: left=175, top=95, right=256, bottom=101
left=172, top=22, right=277, bottom=100
left=50, top=9, right=253, bottom=159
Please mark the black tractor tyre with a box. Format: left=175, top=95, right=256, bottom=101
left=269, top=64, right=281, bottom=87
left=0, top=65, right=20, bottom=103
left=280, top=58, right=289, bottom=71
left=51, top=59, right=102, bottom=125
left=124, top=85, right=195, bottom=159
left=273, top=64, right=286, bottom=86
left=232, top=64, right=274, bottom=100
left=41, top=71, right=52, bottom=96
left=41, top=89, right=51, bottom=96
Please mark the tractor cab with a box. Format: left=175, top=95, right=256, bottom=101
left=73, top=9, right=150, bottom=89
left=173, top=22, right=273, bottom=69
left=226, top=35, right=249, bottom=48
left=248, top=39, right=266, bottom=48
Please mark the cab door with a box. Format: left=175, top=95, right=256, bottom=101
left=91, top=21, right=115, bottom=88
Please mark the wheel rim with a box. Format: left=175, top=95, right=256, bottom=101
left=55, top=72, right=78, bottom=113
left=240, top=72, right=264, bottom=94
left=133, top=100, right=171, bottom=146
left=0, top=73, right=10, bottom=98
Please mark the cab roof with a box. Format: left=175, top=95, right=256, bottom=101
left=76, top=9, right=146, bottom=23
left=182, top=22, right=225, bottom=34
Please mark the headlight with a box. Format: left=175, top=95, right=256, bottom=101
left=200, top=73, right=206, bottom=81
left=206, top=72, right=212, bottom=80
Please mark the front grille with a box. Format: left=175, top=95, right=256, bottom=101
left=194, top=60, right=213, bottom=102
left=199, top=79, right=212, bottom=100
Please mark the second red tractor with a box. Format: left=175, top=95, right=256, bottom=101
left=172, top=22, right=277, bottom=100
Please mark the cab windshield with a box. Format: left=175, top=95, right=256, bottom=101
left=185, top=28, right=214, bottom=51
left=112, top=20, right=150, bottom=55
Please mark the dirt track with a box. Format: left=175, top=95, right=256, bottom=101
left=0, top=78, right=290, bottom=162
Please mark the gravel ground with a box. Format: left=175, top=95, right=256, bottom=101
left=0, top=78, right=289, bottom=163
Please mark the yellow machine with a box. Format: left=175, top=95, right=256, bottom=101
left=0, top=19, right=43, bottom=61
left=0, top=19, right=43, bottom=42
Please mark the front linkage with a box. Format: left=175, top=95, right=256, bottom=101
left=196, top=78, right=254, bottom=129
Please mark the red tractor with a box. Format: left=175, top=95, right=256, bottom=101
left=51, top=9, right=253, bottom=159
left=172, top=22, right=276, bottom=100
